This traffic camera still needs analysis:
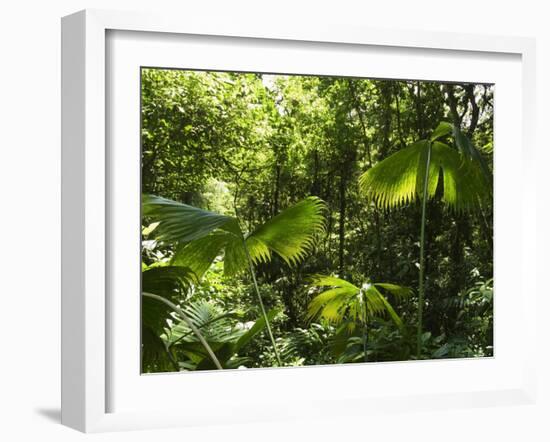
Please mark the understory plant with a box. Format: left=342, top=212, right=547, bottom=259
left=306, top=275, right=411, bottom=362
left=359, top=122, right=492, bottom=358
left=143, top=194, right=326, bottom=366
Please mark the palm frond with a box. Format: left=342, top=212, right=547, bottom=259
left=247, top=196, right=326, bottom=266
left=359, top=139, right=491, bottom=212
left=142, top=194, right=241, bottom=243
left=222, top=234, right=249, bottom=277
left=307, top=275, right=409, bottom=328
left=141, top=265, right=196, bottom=338
left=142, top=265, right=196, bottom=300
left=143, top=194, right=326, bottom=368
left=308, top=274, right=358, bottom=290
left=359, top=140, right=430, bottom=209
left=432, top=141, right=492, bottom=211
left=163, top=196, right=326, bottom=278
left=307, top=287, right=356, bottom=321
left=141, top=325, right=175, bottom=372
left=374, top=283, right=414, bottom=298
left=369, top=287, right=403, bottom=329
left=171, top=232, right=230, bottom=280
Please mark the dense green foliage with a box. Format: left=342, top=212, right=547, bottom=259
left=141, top=68, right=493, bottom=372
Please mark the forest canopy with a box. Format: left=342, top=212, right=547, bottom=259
left=141, top=68, right=493, bottom=373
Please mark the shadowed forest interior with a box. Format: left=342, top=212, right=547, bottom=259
left=141, top=68, right=493, bottom=373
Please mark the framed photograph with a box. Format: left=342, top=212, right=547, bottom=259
left=61, top=9, right=537, bottom=432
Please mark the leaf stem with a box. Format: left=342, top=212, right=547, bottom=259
left=363, top=325, right=368, bottom=363
left=142, top=292, right=223, bottom=370
left=417, top=141, right=432, bottom=359
left=242, top=238, right=283, bottom=366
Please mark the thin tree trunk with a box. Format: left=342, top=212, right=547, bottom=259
left=348, top=80, right=383, bottom=273
left=273, top=163, right=281, bottom=216
left=465, top=84, right=480, bottom=137
left=415, top=81, right=424, bottom=138
left=394, top=84, right=406, bottom=149
left=338, top=171, right=346, bottom=276
left=417, top=142, right=432, bottom=359
left=363, top=325, right=368, bottom=363
left=445, top=84, right=476, bottom=313
left=363, top=289, right=369, bottom=363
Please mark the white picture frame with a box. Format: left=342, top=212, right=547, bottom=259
left=61, top=9, right=537, bottom=433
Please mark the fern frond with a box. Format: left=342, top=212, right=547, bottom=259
left=166, top=300, right=241, bottom=345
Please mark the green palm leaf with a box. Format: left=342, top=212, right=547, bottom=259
left=167, top=196, right=326, bottom=277
left=141, top=265, right=196, bottom=337
left=142, top=194, right=241, bottom=243
left=141, top=265, right=207, bottom=372
left=172, top=232, right=231, bottom=280
left=307, top=275, right=409, bottom=329
left=358, top=123, right=491, bottom=358
left=144, top=193, right=327, bottom=367
left=246, top=196, right=326, bottom=266
left=359, top=138, right=491, bottom=212
left=142, top=265, right=196, bottom=299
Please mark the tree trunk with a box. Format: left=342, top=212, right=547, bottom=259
left=273, top=163, right=281, bottom=216
left=338, top=171, right=347, bottom=276
left=348, top=80, right=382, bottom=275
left=417, top=141, right=432, bottom=359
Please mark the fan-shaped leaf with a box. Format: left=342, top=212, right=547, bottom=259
left=171, top=232, right=230, bottom=280
left=247, top=196, right=326, bottom=266
left=308, top=274, right=358, bottom=290
left=142, top=194, right=241, bottom=243
left=307, top=275, right=409, bottom=328
left=141, top=265, right=196, bottom=337
left=359, top=140, right=429, bottom=209
left=370, top=287, right=404, bottom=328
left=142, top=265, right=196, bottom=300
left=359, top=139, right=491, bottom=212
left=166, top=196, right=326, bottom=278
left=374, top=283, right=414, bottom=298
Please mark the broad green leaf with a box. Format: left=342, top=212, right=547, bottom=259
left=247, top=196, right=326, bottom=266
left=430, top=121, right=453, bottom=141
left=142, top=265, right=196, bottom=300
left=234, top=308, right=279, bottom=352
left=142, top=194, right=241, bottom=243
left=359, top=138, right=492, bottom=212
left=375, top=283, right=414, bottom=298
left=307, top=275, right=410, bottom=328
left=172, top=232, right=230, bottom=280
left=154, top=195, right=327, bottom=278
left=195, top=309, right=278, bottom=369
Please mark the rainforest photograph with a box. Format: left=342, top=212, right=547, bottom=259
left=140, top=68, right=494, bottom=373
